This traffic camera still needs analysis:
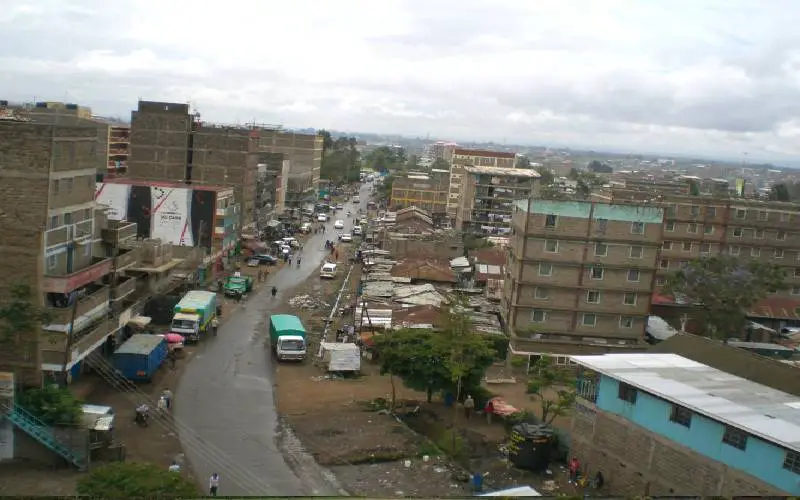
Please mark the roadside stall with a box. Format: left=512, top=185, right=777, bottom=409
left=318, top=342, right=361, bottom=372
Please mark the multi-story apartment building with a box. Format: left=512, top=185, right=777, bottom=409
left=256, top=130, right=323, bottom=205
left=447, top=149, right=516, bottom=219
left=456, top=166, right=540, bottom=235
left=107, top=124, right=130, bottom=174
left=503, top=198, right=664, bottom=354
left=0, top=117, right=140, bottom=387
left=426, top=141, right=457, bottom=163
left=572, top=353, right=797, bottom=495
left=390, top=171, right=449, bottom=215
left=612, top=191, right=800, bottom=327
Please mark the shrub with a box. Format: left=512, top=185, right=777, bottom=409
left=77, top=462, right=198, bottom=498
left=18, top=384, right=82, bottom=425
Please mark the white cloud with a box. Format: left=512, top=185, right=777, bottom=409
left=1, top=0, right=800, bottom=162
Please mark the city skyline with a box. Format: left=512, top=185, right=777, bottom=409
left=3, top=0, right=799, bottom=163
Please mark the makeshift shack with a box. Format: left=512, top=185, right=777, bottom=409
left=319, top=342, right=361, bottom=372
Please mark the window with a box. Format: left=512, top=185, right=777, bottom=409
left=596, top=218, right=608, bottom=233
left=51, top=180, right=60, bottom=194
left=61, top=178, right=73, bottom=192
left=63, top=212, right=72, bottom=225
left=534, top=287, right=549, bottom=299
left=629, top=246, right=643, bottom=259
left=623, top=292, right=637, bottom=305
left=669, top=404, right=692, bottom=427
left=662, top=241, right=673, bottom=250
left=618, top=382, right=637, bottom=404
left=83, top=208, right=91, bottom=219
left=774, top=249, right=785, bottom=259
left=722, top=425, right=748, bottom=450
left=631, top=222, right=644, bottom=234
left=735, top=209, right=746, bottom=219
left=706, top=207, right=716, bottom=217
left=704, top=225, right=714, bottom=235
left=538, top=263, right=553, bottom=276
left=700, top=243, right=711, bottom=254
left=531, top=309, right=548, bottom=322
left=729, top=246, right=740, bottom=256
left=682, top=242, right=692, bottom=252
left=783, top=450, right=800, bottom=475
left=665, top=221, right=675, bottom=232
left=792, top=287, right=800, bottom=296
left=781, top=212, right=791, bottom=222
left=690, top=205, right=699, bottom=216
left=544, top=240, right=558, bottom=253
left=590, top=266, right=604, bottom=280
left=586, top=290, right=601, bottom=304
left=758, top=210, right=768, bottom=221
left=47, top=254, right=56, bottom=270
left=733, top=227, right=743, bottom=237
left=595, top=242, right=607, bottom=257
left=655, top=276, right=666, bottom=285
left=659, top=259, right=669, bottom=269
left=627, top=269, right=640, bottom=282
left=48, top=215, right=59, bottom=230
left=620, top=316, right=634, bottom=328
left=755, top=229, right=765, bottom=239
left=751, top=247, right=761, bottom=257
left=687, top=223, right=698, bottom=234
left=795, top=268, right=800, bottom=278
left=777, top=231, right=787, bottom=241
left=582, top=313, right=597, bottom=327
left=545, top=214, right=557, bottom=227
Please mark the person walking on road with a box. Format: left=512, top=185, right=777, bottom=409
left=463, top=394, right=475, bottom=419
left=162, top=388, right=173, bottom=410
left=209, top=472, right=220, bottom=496
left=297, top=256, right=302, bottom=267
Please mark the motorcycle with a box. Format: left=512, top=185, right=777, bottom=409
left=135, top=404, right=151, bottom=427
left=271, top=287, right=278, bottom=298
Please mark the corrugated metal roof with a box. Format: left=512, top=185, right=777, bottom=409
left=571, top=353, right=800, bottom=453
left=355, top=308, right=392, bottom=328
left=115, top=334, right=165, bottom=356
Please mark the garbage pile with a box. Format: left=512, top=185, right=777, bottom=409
left=288, top=294, right=329, bottom=310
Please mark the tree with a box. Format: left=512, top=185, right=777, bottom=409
left=18, top=384, right=83, bottom=425
left=431, top=158, right=450, bottom=170
left=526, top=357, right=576, bottom=425
left=537, top=167, right=555, bottom=186
left=770, top=183, right=791, bottom=202
left=320, top=134, right=360, bottom=183
left=0, top=283, right=51, bottom=344
left=77, top=462, right=198, bottom=498
left=587, top=160, right=612, bottom=173
left=363, top=146, right=407, bottom=173
left=665, top=255, right=786, bottom=339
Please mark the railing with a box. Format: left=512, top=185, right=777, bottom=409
left=114, top=247, right=140, bottom=270
left=101, top=221, right=137, bottom=246
left=113, top=278, right=137, bottom=301
left=43, top=257, right=114, bottom=294
left=576, top=376, right=599, bottom=403
left=72, top=319, right=116, bottom=358
left=45, top=226, right=71, bottom=247
left=47, top=285, right=110, bottom=324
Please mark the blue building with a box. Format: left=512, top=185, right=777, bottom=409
left=570, top=353, right=800, bottom=496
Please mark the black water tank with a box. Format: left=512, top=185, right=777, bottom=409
left=508, top=423, right=555, bottom=471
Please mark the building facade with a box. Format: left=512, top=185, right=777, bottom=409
left=456, top=166, right=540, bottom=235
left=390, top=173, right=449, bottom=215
left=447, top=149, right=516, bottom=219
left=571, top=353, right=797, bottom=496
left=503, top=199, right=663, bottom=354
left=0, top=118, right=139, bottom=386
left=426, top=141, right=457, bottom=163
left=256, top=130, right=323, bottom=204
left=107, top=124, right=130, bottom=174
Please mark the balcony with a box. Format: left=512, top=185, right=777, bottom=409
left=45, top=226, right=72, bottom=248
left=114, top=247, right=140, bottom=270
left=45, top=284, right=110, bottom=326
left=101, top=221, right=137, bottom=247
left=40, top=319, right=117, bottom=370
left=43, top=257, right=113, bottom=294
left=112, top=277, right=137, bottom=302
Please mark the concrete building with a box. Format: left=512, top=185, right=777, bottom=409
left=447, top=148, right=516, bottom=218
left=0, top=117, right=140, bottom=386
left=256, top=130, right=323, bottom=206
left=502, top=198, right=664, bottom=354
left=107, top=124, right=130, bottom=174
left=571, top=353, right=796, bottom=495
left=456, top=166, right=541, bottom=235
left=426, top=141, right=457, bottom=163
left=390, top=171, right=449, bottom=215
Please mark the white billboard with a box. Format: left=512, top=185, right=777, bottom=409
left=150, top=186, right=194, bottom=247
left=95, top=182, right=130, bottom=221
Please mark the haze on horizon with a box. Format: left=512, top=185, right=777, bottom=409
left=2, top=0, right=799, bottom=164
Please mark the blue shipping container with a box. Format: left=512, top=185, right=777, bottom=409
left=113, top=334, right=168, bottom=382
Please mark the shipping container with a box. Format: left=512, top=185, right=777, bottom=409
left=113, top=334, right=168, bottom=382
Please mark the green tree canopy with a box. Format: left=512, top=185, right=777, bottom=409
left=526, top=357, right=576, bottom=425
left=537, top=167, right=555, bottom=186
left=319, top=134, right=360, bottom=183
left=18, top=385, right=82, bottom=425
left=770, top=183, right=791, bottom=202
left=77, top=462, right=198, bottom=498
left=587, top=160, right=613, bottom=173
left=665, top=255, right=786, bottom=339
left=363, top=146, right=407, bottom=173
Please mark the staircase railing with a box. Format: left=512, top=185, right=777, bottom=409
left=1, top=403, right=86, bottom=470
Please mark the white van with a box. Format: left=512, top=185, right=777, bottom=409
left=320, top=262, right=338, bottom=279
left=352, top=226, right=363, bottom=236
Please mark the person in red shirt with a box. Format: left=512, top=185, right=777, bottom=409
left=568, top=456, right=580, bottom=484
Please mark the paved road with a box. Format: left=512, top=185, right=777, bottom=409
left=174, top=183, right=371, bottom=496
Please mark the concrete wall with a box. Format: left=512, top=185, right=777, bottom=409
left=127, top=103, right=191, bottom=182
left=570, top=401, right=786, bottom=496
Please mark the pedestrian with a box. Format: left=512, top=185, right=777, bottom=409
left=297, top=257, right=302, bottom=267
left=288, top=256, right=292, bottom=266
left=242, top=292, right=249, bottom=302
left=568, top=456, right=580, bottom=484
left=463, top=394, right=475, bottom=419
left=162, top=388, right=173, bottom=410
left=157, top=395, right=168, bottom=414
left=209, top=472, right=220, bottom=497
left=168, top=461, right=181, bottom=473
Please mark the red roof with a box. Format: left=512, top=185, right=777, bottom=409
left=453, top=148, right=515, bottom=159
left=469, top=248, right=507, bottom=266
left=391, top=258, right=456, bottom=283
left=392, top=305, right=443, bottom=327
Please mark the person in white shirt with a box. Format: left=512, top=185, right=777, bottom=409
left=157, top=396, right=167, bottom=413
left=168, top=461, right=180, bottom=473
left=209, top=472, right=220, bottom=496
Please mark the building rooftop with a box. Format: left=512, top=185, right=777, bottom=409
left=463, top=166, right=540, bottom=177
left=514, top=199, right=664, bottom=223
left=454, top=148, right=516, bottom=159
left=571, top=353, right=800, bottom=453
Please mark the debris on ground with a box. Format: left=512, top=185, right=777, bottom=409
left=288, top=294, right=330, bottom=309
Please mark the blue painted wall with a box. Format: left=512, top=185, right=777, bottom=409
left=596, top=375, right=800, bottom=494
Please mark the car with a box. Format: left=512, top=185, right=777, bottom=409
left=335, top=203, right=344, bottom=210
left=252, top=254, right=278, bottom=265
left=299, top=223, right=312, bottom=234
left=317, top=214, right=328, bottom=222
left=353, top=196, right=360, bottom=203
left=334, top=220, right=344, bottom=229
left=340, top=233, right=353, bottom=243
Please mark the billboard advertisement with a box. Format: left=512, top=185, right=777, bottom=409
left=95, top=182, right=215, bottom=249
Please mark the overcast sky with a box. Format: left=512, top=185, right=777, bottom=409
left=2, top=0, right=799, bottom=163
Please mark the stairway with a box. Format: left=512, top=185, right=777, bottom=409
left=2, top=404, right=86, bottom=470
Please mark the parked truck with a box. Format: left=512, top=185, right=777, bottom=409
left=113, top=334, right=168, bottom=382
left=269, top=314, right=307, bottom=361
left=222, top=274, right=253, bottom=298
left=171, top=290, right=218, bottom=343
